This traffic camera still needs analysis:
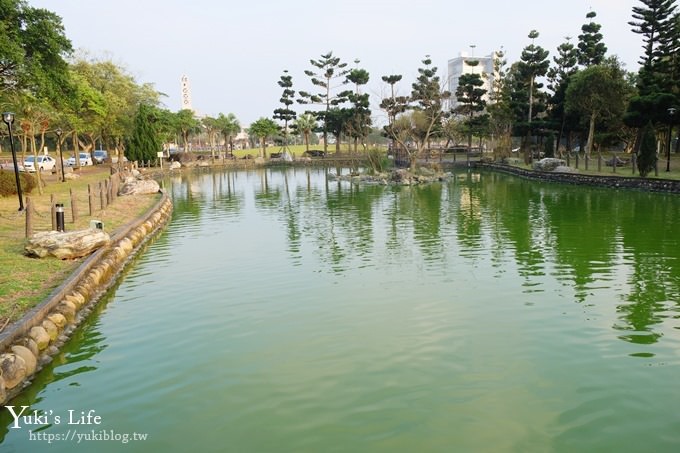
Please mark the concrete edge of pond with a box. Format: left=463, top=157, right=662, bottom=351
left=476, top=163, right=680, bottom=193
left=0, top=190, right=173, bottom=405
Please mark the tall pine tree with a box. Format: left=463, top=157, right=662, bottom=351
left=518, top=30, right=550, bottom=163
left=273, top=70, right=296, bottom=155
left=127, top=104, right=161, bottom=163
left=577, top=11, right=608, bottom=67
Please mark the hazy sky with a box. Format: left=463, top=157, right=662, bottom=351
left=30, top=0, right=641, bottom=126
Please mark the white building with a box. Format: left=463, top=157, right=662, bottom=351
left=180, top=75, right=193, bottom=112
left=447, top=51, right=499, bottom=112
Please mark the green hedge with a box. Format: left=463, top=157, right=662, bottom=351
left=0, top=170, right=35, bottom=197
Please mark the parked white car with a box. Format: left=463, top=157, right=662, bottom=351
left=22, top=155, right=57, bottom=172
left=66, top=152, right=93, bottom=167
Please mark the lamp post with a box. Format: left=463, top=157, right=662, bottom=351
left=668, top=107, right=676, bottom=173
left=55, top=128, right=65, bottom=182
left=2, top=112, right=24, bottom=211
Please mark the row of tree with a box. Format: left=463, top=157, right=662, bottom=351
left=255, top=1, right=679, bottom=176
left=0, top=0, right=248, bottom=169
left=3, top=0, right=679, bottom=178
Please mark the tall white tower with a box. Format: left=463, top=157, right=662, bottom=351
left=180, top=75, right=193, bottom=111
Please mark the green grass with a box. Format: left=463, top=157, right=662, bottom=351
left=0, top=165, right=159, bottom=326
left=508, top=152, right=680, bottom=180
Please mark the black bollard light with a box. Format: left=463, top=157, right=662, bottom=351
left=55, top=203, right=65, bottom=232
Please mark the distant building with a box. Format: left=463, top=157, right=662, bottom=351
left=447, top=51, right=499, bottom=112
left=180, top=75, right=193, bottom=112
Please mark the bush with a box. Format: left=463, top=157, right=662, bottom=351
left=0, top=170, right=35, bottom=197
left=637, top=122, right=657, bottom=177
left=366, top=147, right=390, bottom=174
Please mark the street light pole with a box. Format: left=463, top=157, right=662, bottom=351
left=2, top=112, right=24, bottom=211
left=55, top=128, right=65, bottom=182
left=668, top=107, right=676, bottom=173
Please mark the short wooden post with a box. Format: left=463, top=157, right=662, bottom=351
left=575, top=153, right=579, bottom=169
left=25, top=196, right=33, bottom=238
left=70, top=188, right=78, bottom=222
left=99, top=181, right=105, bottom=210
left=566, top=153, right=570, bottom=166
left=612, top=154, right=616, bottom=174
left=105, top=179, right=111, bottom=206
left=88, top=183, right=94, bottom=216
left=632, top=153, right=637, bottom=175
left=51, top=194, right=56, bottom=231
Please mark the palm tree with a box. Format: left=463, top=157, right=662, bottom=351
left=294, top=113, right=317, bottom=152
left=216, top=113, right=240, bottom=156
left=249, top=118, right=279, bottom=158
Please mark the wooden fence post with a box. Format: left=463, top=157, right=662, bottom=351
left=51, top=194, right=56, bottom=231
left=88, top=184, right=94, bottom=215
left=70, top=188, right=78, bottom=223
left=25, top=196, right=33, bottom=238
left=632, top=153, right=637, bottom=175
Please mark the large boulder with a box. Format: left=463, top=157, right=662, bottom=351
left=25, top=229, right=111, bottom=259
left=533, top=158, right=567, bottom=172
left=118, top=179, right=160, bottom=196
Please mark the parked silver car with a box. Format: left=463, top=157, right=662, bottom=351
left=66, top=152, right=93, bottom=167
left=93, top=150, right=108, bottom=164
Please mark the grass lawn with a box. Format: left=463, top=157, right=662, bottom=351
left=0, top=164, right=160, bottom=328
left=507, top=152, right=680, bottom=180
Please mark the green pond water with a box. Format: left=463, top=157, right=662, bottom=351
left=1, top=168, right=680, bottom=452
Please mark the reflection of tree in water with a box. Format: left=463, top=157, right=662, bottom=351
left=317, top=181, right=379, bottom=272
left=455, top=173, right=484, bottom=256
left=541, top=186, right=619, bottom=302
left=207, top=171, right=243, bottom=214
left=614, top=193, right=680, bottom=345
left=390, top=184, right=446, bottom=265
left=482, top=174, right=547, bottom=287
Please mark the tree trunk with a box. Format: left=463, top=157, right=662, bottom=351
left=304, top=132, right=309, bottom=151
left=31, top=135, right=44, bottom=194
left=260, top=137, right=266, bottom=158
left=73, top=130, right=80, bottom=170
left=586, top=112, right=596, bottom=159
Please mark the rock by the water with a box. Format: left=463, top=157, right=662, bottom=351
left=25, top=229, right=111, bottom=259
left=533, top=158, right=567, bottom=172
left=0, top=353, right=26, bottom=389
left=332, top=168, right=450, bottom=185
left=554, top=165, right=577, bottom=173
left=11, top=346, right=36, bottom=376
left=118, top=179, right=160, bottom=196
left=169, top=161, right=181, bottom=170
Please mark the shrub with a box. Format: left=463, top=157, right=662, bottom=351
left=637, top=122, right=657, bottom=177
left=0, top=170, right=35, bottom=197
left=366, top=147, right=390, bottom=174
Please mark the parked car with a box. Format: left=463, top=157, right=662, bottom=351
left=66, top=152, right=93, bottom=167
left=93, top=149, right=108, bottom=164
left=22, top=155, right=56, bottom=172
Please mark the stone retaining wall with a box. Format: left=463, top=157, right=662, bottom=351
left=0, top=191, right=173, bottom=405
left=476, top=163, right=680, bottom=193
